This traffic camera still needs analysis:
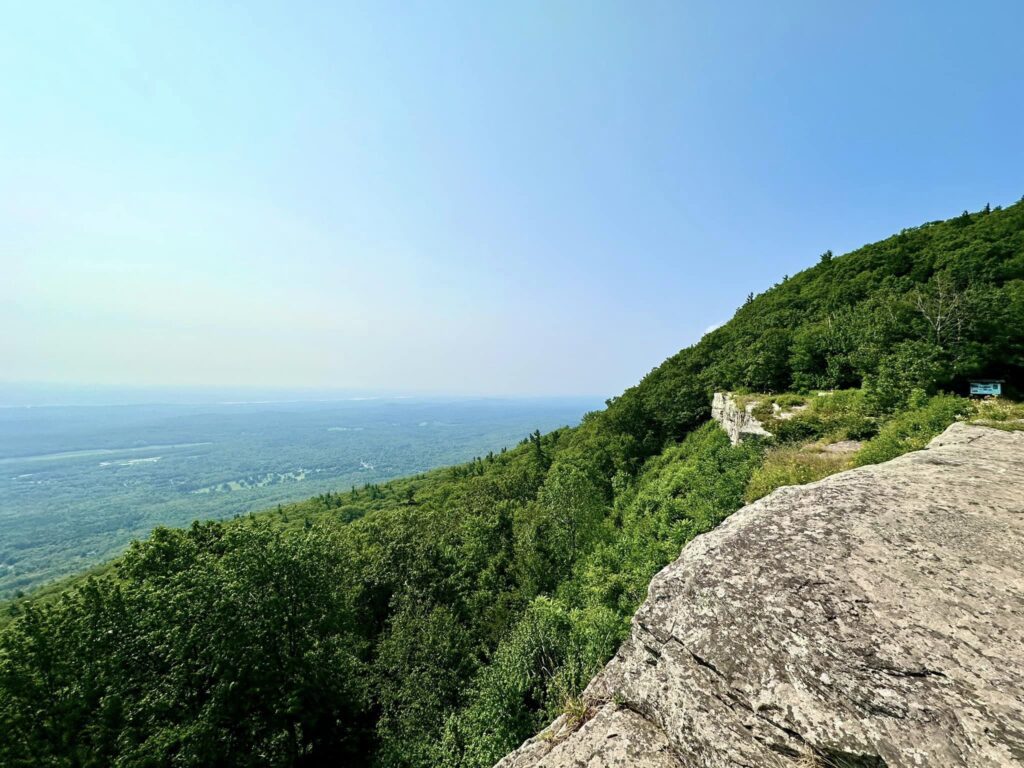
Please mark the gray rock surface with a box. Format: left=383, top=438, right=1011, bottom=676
left=496, top=423, right=1024, bottom=767
left=711, top=392, right=773, bottom=445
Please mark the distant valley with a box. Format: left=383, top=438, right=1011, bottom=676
left=0, top=396, right=597, bottom=597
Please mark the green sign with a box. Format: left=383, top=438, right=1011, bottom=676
left=969, top=382, right=1002, bottom=396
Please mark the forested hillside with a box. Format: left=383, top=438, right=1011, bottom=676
left=0, top=397, right=594, bottom=599
left=2, top=202, right=1023, bottom=768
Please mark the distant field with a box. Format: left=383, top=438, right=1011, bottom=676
left=0, top=396, right=597, bottom=598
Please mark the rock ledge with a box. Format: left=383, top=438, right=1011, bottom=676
left=496, top=423, right=1024, bottom=767
left=711, top=392, right=773, bottom=445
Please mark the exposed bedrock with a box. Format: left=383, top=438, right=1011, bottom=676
left=711, top=392, right=774, bottom=445
left=497, top=423, right=1024, bottom=767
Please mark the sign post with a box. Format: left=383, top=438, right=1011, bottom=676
left=969, top=380, right=1003, bottom=397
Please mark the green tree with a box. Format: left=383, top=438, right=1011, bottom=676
left=864, top=340, right=948, bottom=412
left=374, top=601, right=474, bottom=768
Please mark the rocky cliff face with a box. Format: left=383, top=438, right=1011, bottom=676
left=496, top=423, right=1024, bottom=767
left=711, top=392, right=773, bottom=445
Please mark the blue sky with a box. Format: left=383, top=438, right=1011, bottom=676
left=3, top=2, right=1023, bottom=397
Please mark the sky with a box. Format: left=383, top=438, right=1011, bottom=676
left=3, top=2, right=1023, bottom=398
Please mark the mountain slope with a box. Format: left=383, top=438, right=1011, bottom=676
left=608, top=201, right=1024, bottom=451
left=2, top=201, right=1023, bottom=768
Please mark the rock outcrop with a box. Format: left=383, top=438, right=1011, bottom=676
left=497, top=423, right=1024, bottom=767
left=711, top=392, right=773, bottom=445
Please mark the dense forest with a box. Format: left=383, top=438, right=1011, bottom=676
left=2, top=202, right=1023, bottom=767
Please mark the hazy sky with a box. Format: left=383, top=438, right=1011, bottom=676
left=3, top=2, right=1023, bottom=397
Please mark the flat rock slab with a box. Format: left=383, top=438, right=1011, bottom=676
left=497, top=423, right=1024, bottom=767
left=497, top=706, right=683, bottom=768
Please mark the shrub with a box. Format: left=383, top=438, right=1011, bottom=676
left=440, top=597, right=576, bottom=768
left=763, top=389, right=878, bottom=443
left=800, top=389, right=877, bottom=439
left=863, top=340, right=948, bottom=412
left=969, top=397, right=1024, bottom=431
left=769, top=415, right=826, bottom=443
left=855, top=394, right=970, bottom=465
left=972, top=397, right=1024, bottom=422
left=774, top=393, right=808, bottom=409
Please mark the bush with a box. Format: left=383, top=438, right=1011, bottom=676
left=864, top=340, right=949, bottom=412
left=806, top=389, right=878, bottom=438
left=769, top=415, right=826, bottom=443
left=969, top=397, right=1024, bottom=431
left=440, top=597, right=576, bottom=768
left=762, top=389, right=878, bottom=443
left=855, top=394, right=971, bottom=465
left=972, top=397, right=1024, bottom=422
left=773, top=393, right=808, bottom=409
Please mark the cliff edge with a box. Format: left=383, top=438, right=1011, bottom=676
left=496, top=422, right=1024, bottom=767
left=711, top=392, right=773, bottom=445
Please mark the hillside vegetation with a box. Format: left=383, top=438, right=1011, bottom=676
left=0, top=398, right=594, bottom=599
left=2, top=201, right=1023, bottom=767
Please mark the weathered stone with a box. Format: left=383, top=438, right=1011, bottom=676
left=497, top=423, right=1024, bottom=767
left=496, top=707, right=683, bottom=768
left=711, top=392, right=773, bottom=445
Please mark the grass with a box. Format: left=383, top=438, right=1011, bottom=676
left=728, top=390, right=1023, bottom=503
left=538, top=696, right=596, bottom=744
left=969, top=397, right=1024, bottom=431
left=742, top=393, right=1023, bottom=504
left=744, top=445, right=853, bottom=503
left=560, top=696, right=594, bottom=730
left=974, top=420, right=1024, bottom=431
